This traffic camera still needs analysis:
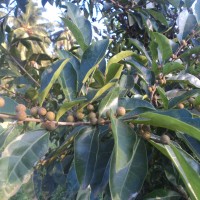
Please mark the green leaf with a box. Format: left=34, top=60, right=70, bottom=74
left=74, top=127, right=98, bottom=189
left=0, top=130, right=49, bottom=199
left=90, top=130, right=114, bottom=198
left=166, top=145, right=200, bottom=200
left=119, top=98, right=155, bottom=111
left=163, top=62, right=184, bottom=75
left=65, top=2, right=92, bottom=46
left=180, top=46, right=200, bottom=59
left=79, top=39, right=110, bottom=90
left=109, top=121, right=147, bottom=199
left=167, top=72, right=200, bottom=88
left=0, top=125, right=23, bottom=152
left=146, top=9, right=168, bottom=26
left=176, top=9, right=197, bottom=41
left=152, top=32, right=172, bottom=62
left=110, top=116, right=136, bottom=172
left=58, top=62, right=78, bottom=101
left=98, top=87, right=120, bottom=117
left=193, top=0, right=200, bottom=25
left=0, top=97, right=18, bottom=115
left=157, top=86, right=169, bottom=109
left=167, top=0, right=181, bottom=7
left=134, top=109, right=200, bottom=142
left=106, top=50, right=134, bottom=72
left=56, top=98, right=86, bottom=121
left=39, top=59, right=70, bottom=105
left=105, top=63, right=123, bottom=83
left=62, top=18, right=88, bottom=51
left=128, top=39, right=152, bottom=64
left=144, top=188, right=181, bottom=200
left=169, top=89, right=200, bottom=108
left=88, top=82, right=115, bottom=104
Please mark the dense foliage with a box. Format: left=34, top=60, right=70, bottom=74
left=0, top=0, right=200, bottom=199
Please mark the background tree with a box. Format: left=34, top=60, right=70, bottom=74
left=0, top=0, right=200, bottom=200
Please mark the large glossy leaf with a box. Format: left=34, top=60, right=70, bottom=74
left=0, top=130, right=49, bottom=199
left=90, top=130, right=114, bottom=198
left=176, top=9, right=197, bottom=41
left=105, top=63, right=123, bottom=83
left=74, top=127, right=99, bottom=189
left=0, top=97, right=18, bottom=115
left=79, top=39, right=110, bottom=90
left=98, top=87, right=119, bottom=117
left=39, top=59, right=70, bottom=105
left=169, top=89, right=200, bottom=108
left=58, top=62, right=78, bottom=101
left=167, top=72, right=200, bottom=88
left=110, top=116, right=135, bottom=172
left=151, top=32, right=172, bottom=62
left=166, top=145, right=200, bottom=200
left=119, top=97, right=155, bottom=111
left=109, top=120, right=147, bottom=200
left=106, top=50, right=134, bottom=72
left=65, top=2, right=92, bottom=47
left=133, top=109, right=200, bottom=141
left=193, top=0, right=200, bottom=25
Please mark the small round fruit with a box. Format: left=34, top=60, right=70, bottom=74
left=161, top=134, right=170, bottom=144
left=38, top=107, right=47, bottom=116
left=0, top=97, right=5, bottom=107
left=158, top=79, right=165, bottom=85
left=87, top=104, right=94, bottom=111
left=66, top=115, right=75, bottom=122
left=142, top=131, right=151, bottom=140
left=88, top=112, right=96, bottom=119
left=106, top=111, right=111, bottom=118
left=90, top=117, right=98, bottom=125
left=178, top=103, right=184, bottom=109
left=15, top=104, right=26, bottom=112
left=116, top=107, right=126, bottom=116
left=16, top=111, right=27, bottom=121
left=148, top=86, right=153, bottom=93
left=188, top=97, right=195, bottom=104
left=98, top=118, right=105, bottom=125
left=30, top=107, right=38, bottom=116
left=46, top=111, right=55, bottom=121
left=76, top=112, right=85, bottom=120
left=44, top=121, right=57, bottom=131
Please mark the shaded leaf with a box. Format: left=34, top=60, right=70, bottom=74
left=105, top=63, right=123, bottom=83
left=74, top=127, right=98, bottom=189
left=157, top=86, right=169, bottom=109
left=39, top=59, right=70, bottom=105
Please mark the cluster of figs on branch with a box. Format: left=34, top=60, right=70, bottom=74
left=0, top=96, right=172, bottom=144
